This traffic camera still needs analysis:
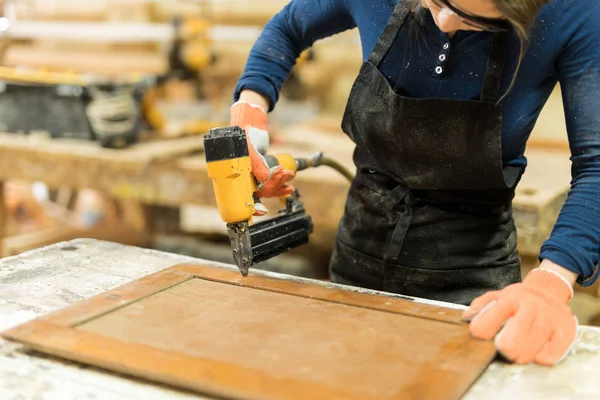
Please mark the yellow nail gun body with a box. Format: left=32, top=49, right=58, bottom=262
left=204, top=126, right=312, bottom=276
left=204, top=126, right=353, bottom=276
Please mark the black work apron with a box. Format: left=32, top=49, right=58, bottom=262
left=330, top=1, right=524, bottom=305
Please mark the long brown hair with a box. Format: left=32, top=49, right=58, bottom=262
left=410, top=0, right=548, bottom=99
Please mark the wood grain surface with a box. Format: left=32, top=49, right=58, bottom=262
left=1, top=263, right=496, bottom=400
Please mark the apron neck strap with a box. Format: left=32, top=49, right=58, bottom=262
left=368, top=1, right=412, bottom=67
left=480, top=32, right=509, bottom=103
left=368, top=1, right=510, bottom=104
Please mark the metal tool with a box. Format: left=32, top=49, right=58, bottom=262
left=204, top=125, right=352, bottom=276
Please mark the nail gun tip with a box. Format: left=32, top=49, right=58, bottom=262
left=238, top=266, right=249, bottom=276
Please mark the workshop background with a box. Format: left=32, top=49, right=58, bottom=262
left=0, top=0, right=597, bottom=324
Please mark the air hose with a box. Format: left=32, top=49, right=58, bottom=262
left=295, top=151, right=355, bottom=182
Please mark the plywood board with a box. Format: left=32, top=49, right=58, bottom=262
left=1, top=263, right=495, bottom=400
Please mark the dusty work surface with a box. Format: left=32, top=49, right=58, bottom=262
left=0, top=239, right=599, bottom=399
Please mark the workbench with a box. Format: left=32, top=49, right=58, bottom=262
left=0, top=239, right=599, bottom=399
left=0, top=131, right=349, bottom=265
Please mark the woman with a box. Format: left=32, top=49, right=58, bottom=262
left=229, top=0, right=599, bottom=366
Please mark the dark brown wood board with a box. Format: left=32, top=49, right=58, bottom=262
left=1, top=263, right=496, bottom=400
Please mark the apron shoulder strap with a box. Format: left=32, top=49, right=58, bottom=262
left=368, top=0, right=412, bottom=67
left=480, top=32, right=509, bottom=103
left=369, top=1, right=509, bottom=104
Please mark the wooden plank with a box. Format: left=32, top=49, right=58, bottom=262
left=2, top=224, right=149, bottom=257
left=529, top=86, right=568, bottom=145
left=14, top=1, right=110, bottom=22
left=526, top=137, right=570, bottom=152
left=17, top=0, right=288, bottom=26
left=0, top=181, right=4, bottom=257
left=116, top=200, right=150, bottom=233
left=0, top=134, right=211, bottom=206
left=0, top=133, right=348, bottom=198
left=2, top=263, right=496, bottom=400
left=3, top=226, right=81, bottom=256
left=3, top=45, right=166, bottom=76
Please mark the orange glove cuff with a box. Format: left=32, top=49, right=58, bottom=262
left=522, top=268, right=573, bottom=304
left=229, top=101, right=268, bottom=131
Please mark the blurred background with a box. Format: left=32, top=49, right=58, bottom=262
left=0, top=0, right=596, bottom=323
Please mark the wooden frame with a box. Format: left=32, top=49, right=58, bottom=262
left=2, top=263, right=495, bottom=400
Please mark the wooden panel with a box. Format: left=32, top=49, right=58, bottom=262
left=1, top=263, right=495, bottom=400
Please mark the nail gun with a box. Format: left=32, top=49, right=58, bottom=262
left=203, top=125, right=353, bottom=276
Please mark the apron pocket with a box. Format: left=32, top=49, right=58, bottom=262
left=383, top=260, right=522, bottom=305
left=331, top=227, right=520, bottom=305
left=329, top=240, right=387, bottom=292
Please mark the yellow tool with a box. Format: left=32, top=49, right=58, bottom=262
left=166, top=16, right=215, bottom=97
left=141, top=17, right=224, bottom=137
left=204, top=125, right=353, bottom=276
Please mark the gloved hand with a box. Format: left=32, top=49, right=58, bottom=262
left=462, top=268, right=578, bottom=366
left=229, top=101, right=295, bottom=209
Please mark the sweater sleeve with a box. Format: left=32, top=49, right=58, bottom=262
left=538, top=9, right=600, bottom=286
left=233, top=0, right=356, bottom=111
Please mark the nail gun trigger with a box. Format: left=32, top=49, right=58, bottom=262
left=280, top=190, right=303, bottom=215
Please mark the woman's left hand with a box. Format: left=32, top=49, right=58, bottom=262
left=462, top=262, right=579, bottom=366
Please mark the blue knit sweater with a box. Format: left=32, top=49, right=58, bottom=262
left=234, top=0, right=600, bottom=286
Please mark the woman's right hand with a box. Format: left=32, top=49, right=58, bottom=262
left=229, top=91, right=296, bottom=210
